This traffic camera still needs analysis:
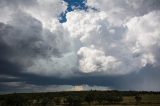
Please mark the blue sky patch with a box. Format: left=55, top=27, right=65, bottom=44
left=59, top=0, right=88, bottom=23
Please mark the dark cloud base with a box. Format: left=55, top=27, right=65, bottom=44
left=1, top=64, right=160, bottom=93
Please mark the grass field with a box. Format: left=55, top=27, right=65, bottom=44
left=122, top=94, right=160, bottom=104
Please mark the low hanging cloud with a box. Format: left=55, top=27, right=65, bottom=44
left=0, top=0, right=160, bottom=78
left=0, top=81, right=111, bottom=93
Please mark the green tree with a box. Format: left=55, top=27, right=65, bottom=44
left=5, top=93, right=26, bottom=106
left=41, top=97, right=50, bottom=106
left=135, top=95, right=142, bottom=104
left=96, top=93, right=106, bottom=105
left=106, top=93, right=123, bottom=104
left=66, top=95, right=82, bottom=106
left=54, top=97, right=61, bottom=105
left=85, top=92, right=95, bottom=105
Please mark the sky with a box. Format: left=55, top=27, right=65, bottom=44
left=0, top=0, right=160, bottom=93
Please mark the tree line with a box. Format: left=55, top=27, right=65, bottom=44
left=0, top=90, right=159, bottom=106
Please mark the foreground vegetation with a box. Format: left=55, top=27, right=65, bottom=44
left=0, top=90, right=160, bottom=106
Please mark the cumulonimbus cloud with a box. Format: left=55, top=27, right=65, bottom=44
left=0, top=0, right=160, bottom=77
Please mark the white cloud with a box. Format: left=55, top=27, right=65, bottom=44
left=87, top=0, right=160, bottom=26
left=77, top=47, right=122, bottom=74
left=87, top=0, right=135, bottom=26
left=63, top=1, right=160, bottom=75
left=125, top=11, right=160, bottom=66
left=25, top=0, right=67, bottom=29
left=0, top=0, right=160, bottom=77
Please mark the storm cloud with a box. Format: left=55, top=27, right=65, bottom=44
left=0, top=0, right=160, bottom=92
